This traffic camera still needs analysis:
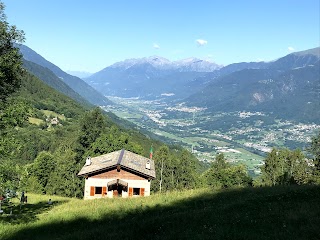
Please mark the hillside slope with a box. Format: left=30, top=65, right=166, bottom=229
left=16, top=44, right=113, bottom=106
left=1, top=185, right=319, bottom=240
left=22, top=60, right=91, bottom=107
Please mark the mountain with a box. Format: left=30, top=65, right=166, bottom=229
left=22, top=60, right=91, bottom=107
left=16, top=44, right=112, bottom=106
left=269, top=47, right=320, bottom=71
left=17, top=69, right=87, bottom=119
left=65, top=71, right=92, bottom=78
left=173, top=57, right=222, bottom=72
left=184, top=47, right=320, bottom=123
left=84, top=56, right=221, bottom=99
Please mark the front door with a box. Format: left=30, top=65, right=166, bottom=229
left=111, top=184, right=123, bottom=197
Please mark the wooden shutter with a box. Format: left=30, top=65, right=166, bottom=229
left=129, top=187, right=133, bottom=197
left=102, top=186, right=107, bottom=196
left=90, top=186, right=95, bottom=196
left=140, top=188, right=145, bottom=196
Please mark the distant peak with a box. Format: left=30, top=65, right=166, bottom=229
left=291, top=47, right=320, bottom=57
left=107, top=55, right=222, bottom=72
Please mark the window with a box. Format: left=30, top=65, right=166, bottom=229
left=133, top=188, right=140, bottom=195
left=95, top=186, right=102, bottom=194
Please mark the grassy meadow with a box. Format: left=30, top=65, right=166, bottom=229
left=0, top=185, right=320, bottom=240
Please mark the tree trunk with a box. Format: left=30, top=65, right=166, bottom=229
left=160, top=158, right=164, bottom=192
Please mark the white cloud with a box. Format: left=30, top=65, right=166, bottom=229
left=288, top=46, right=295, bottom=52
left=196, top=39, right=208, bottom=46
left=153, top=43, right=160, bottom=49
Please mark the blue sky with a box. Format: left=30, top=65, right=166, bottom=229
left=3, top=0, right=320, bottom=73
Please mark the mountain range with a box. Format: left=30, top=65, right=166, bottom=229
left=84, top=56, right=221, bottom=99
left=16, top=43, right=320, bottom=123
left=184, top=47, right=320, bottom=123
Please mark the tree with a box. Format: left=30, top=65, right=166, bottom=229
left=0, top=161, right=22, bottom=195
left=152, top=146, right=169, bottom=192
left=0, top=99, right=31, bottom=129
left=46, top=148, right=84, bottom=198
left=259, top=148, right=310, bottom=186
left=77, top=108, right=106, bottom=150
left=0, top=2, right=25, bottom=102
left=260, top=149, right=287, bottom=186
left=0, top=1, right=26, bottom=196
left=203, top=153, right=252, bottom=189
left=175, top=149, right=198, bottom=189
left=29, top=151, right=56, bottom=193
left=211, top=153, right=228, bottom=170
left=309, top=132, right=320, bottom=183
left=310, top=132, right=320, bottom=166
left=75, top=108, right=107, bottom=162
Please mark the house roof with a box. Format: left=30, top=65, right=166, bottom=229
left=77, top=149, right=156, bottom=179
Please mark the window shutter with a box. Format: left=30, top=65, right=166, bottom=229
left=129, top=187, right=133, bottom=197
left=90, top=186, right=95, bottom=196
left=102, top=186, right=107, bottom=196
left=140, top=188, right=145, bottom=196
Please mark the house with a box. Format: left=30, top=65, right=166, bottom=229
left=77, top=149, right=156, bottom=199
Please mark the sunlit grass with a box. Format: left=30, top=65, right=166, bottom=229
left=41, top=110, right=66, bottom=120
left=28, top=117, right=44, bottom=125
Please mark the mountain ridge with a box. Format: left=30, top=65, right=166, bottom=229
left=16, top=44, right=113, bottom=106
left=183, top=48, right=320, bottom=123
left=104, top=55, right=222, bottom=72
left=22, top=60, right=91, bottom=107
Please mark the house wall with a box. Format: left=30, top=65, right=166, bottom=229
left=91, top=168, right=145, bottom=180
left=83, top=168, right=151, bottom=200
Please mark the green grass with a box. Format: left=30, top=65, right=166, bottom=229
left=1, top=185, right=320, bottom=240
left=28, top=117, right=44, bottom=125
left=41, top=110, right=66, bottom=120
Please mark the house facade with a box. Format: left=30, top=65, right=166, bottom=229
left=78, top=149, right=156, bottom=200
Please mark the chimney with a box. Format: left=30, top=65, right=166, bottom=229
left=146, top=160, right=151, bottom=170
left=85, top=156, right=91, bottom=166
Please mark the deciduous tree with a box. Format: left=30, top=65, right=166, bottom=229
left=0, top=2, right=25, bottom=102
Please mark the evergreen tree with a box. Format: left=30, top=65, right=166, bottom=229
left=30, top=151, right=56, bottom=193
left=77, top=108, right=106, bottom=149
left=175, top=149, right=198, bottom=189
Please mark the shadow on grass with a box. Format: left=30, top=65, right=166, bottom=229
left=2, top=185, right=320, bottom=240
left=0, top=200, right=68, bottom=225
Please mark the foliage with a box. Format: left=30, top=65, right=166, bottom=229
left=29, top=151, right=55, bottom=194
left=151, top=146, right=200, bottom=192
left=0, top=99, right=31, bottom=129
left=0, top=161, right=21, bottom=195
left=309, top=132, right=320, bottom=183
left=0, top=2, right=25, bottom=103
left=309, top=132, right=320, bottom=164
left=202, top=153, right=252, bottom=189
left=257, top=148, right=311, bottom=186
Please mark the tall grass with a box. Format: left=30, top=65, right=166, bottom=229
left=1, top=186, right=319, bottom=240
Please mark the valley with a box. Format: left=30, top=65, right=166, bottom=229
left=103, top=96, right=320, bottom=176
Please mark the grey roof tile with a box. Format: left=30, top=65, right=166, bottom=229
left=78, top=149, right=156, bottom=179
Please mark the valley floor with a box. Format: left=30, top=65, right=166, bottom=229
left=103, top=97, right=320, bottom=177
left=1, top=185, right=320, bottom=240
